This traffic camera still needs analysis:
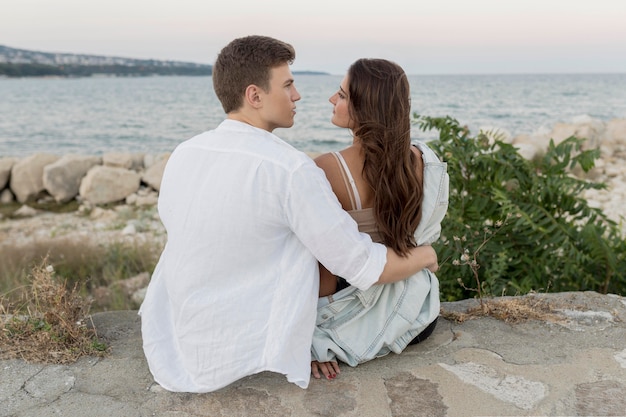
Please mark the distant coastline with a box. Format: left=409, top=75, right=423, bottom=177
left=0, top=62, right=213, bottom=78
left=0, top=44, right=212, bottom=77
left=0, top=45, right=330, bottom=78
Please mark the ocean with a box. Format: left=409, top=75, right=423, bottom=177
left=1, top=73, right=625, bottom=158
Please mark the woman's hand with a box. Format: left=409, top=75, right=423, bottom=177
left=311, top=360, right=341, bottom=380
left=426, top=251, right=439, bottom=273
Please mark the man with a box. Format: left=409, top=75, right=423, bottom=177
left=139, top=35, right=437, bottom=393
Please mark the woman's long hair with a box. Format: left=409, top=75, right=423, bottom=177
left=347, top=58, right=423, bottom=256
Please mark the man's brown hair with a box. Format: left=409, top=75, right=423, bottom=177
left=212, top=35, right=296, bottom=113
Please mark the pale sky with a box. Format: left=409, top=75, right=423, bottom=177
left=2, top=0, right=625, bottom=75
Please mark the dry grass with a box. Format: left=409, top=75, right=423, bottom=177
left=0, top=236, right=161, bottom=311
left=440, top=294, right=568, bottom=324
left=0, top=258, right=109, bottom=363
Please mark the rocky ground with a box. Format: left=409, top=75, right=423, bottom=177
left=0, top=203, right=166, bottom=311
left=0, top=203, right=166, bottom=249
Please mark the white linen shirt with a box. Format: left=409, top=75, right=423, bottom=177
left=139, top=120, right=387, bottom=393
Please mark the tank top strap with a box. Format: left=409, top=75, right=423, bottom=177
left=331, top=151, right=363, bottom=210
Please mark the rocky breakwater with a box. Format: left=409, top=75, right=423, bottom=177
left=0, top=152, right=170, bottom=209
left=1, top=117, right=625, bottom=223
left=0, top=116, right=624, bottom=244
left=0, top=152, right=172, bottom=311
left=506, top=116, right=626, bottom=228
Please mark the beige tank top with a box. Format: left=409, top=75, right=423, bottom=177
left=331, top=152, right=383, bottom=243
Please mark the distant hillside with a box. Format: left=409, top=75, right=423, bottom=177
left=0, top=45, right=212, bottom=77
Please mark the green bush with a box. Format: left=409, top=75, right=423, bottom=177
left=415, top=115, right=626, bottom=301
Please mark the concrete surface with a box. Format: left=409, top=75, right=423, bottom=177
left=2, top=291, right=626, bottom=417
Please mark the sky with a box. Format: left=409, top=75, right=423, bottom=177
left=2, top=0, right=625, bottom=75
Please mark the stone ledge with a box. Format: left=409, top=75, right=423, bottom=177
left=2, top=291, right=625, bottom=417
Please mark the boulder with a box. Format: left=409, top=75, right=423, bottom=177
left=511, top=133, right=547, bottom=161
left=10, top=153, right=59, bottom=203
left=0, top=157, right=17, bottom=190
left=0, top=188, right=14, bottom=204
left=141, top=155, right=169, bottom=191
left=548, top=117, right=606, bottom=150
left=126, top=189, right=159, bottom=206
left=143, top=153, right=169, bottom=169
left=43, top=155, right=102, bottom=203
left=110, top=272, right=150, bottom=298
left=13, top=204, right=40, bottom=217
left=606, top=118, right=626, bottom=146
left=79, top=166, right=141, bottom=205
left=103, top=152, right=144, bottom=171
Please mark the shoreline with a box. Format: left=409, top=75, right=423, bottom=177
left=1, top=116, right=625, bottom=246
left=0, top=176, right=624, bottom=260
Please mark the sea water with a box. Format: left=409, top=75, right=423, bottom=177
left=1, top=73, right=625, bottom=157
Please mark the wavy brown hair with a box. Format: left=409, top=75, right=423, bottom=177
left=347, top=58, right=423, bottom=256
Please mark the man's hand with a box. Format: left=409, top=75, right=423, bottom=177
left=311, top=360, right=341, bottom=380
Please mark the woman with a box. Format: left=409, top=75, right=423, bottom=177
left=311, top=59, right=449, bottom=379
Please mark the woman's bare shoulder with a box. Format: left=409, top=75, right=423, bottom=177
left=313, top=152, right=337, bottom=172
left=411, top=143, right=424, bottom=158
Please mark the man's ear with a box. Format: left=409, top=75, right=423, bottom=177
left=244, top=85, right=263, bottom=109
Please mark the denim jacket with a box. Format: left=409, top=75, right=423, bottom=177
left=311, top=140, right=449, bottom=366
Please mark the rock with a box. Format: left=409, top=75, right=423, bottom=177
left=13, top=205, right=40, bottom=217
left=9, top=153, right=59, bottom=203
left=0, top=157, right=17, bottom=190
left=511, top=134, right=547, bottom=161
left=141, top=155, right=169, bottom=191
left=122, top=223, right=136, bottom=235
left=2, top=292, right=626, bottom=417
left=606, top=118, right=626, bottom=146
left=0, top=188, right=15, bottom=204
left=548, top=117, right=606, bottom=150
left=92, top=286, right=112, bottom=308
left=143, top=153, right=169, bottom=169
left=131, top=287, right=147, bottom=306
left=79, top=166, right=141, bottom=205
left=110, top=272, right=150, bottom=297
left=85, top=206, right=116, bottom=221
left=103, top=152, right=144, bottom=171
left=43, top=154, right=102, bottom=203
left=126, top=191, right=159, bottom=207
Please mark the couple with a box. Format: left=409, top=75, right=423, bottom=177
left=139, top=35, right=448, bottom=393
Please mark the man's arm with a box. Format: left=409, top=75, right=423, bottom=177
left=376, top=245, right=438, bottom=285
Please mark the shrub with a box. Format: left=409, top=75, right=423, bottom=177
left=415, top=115, right=626, bottom=301
left=0, top=260, right=109, bottom=363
